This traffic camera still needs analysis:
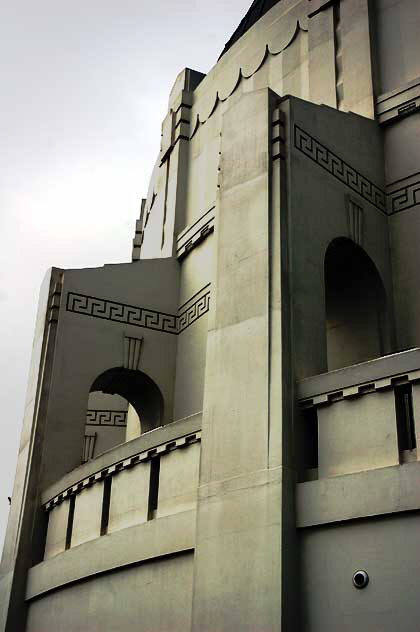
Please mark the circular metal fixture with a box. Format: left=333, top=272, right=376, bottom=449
left=352, top=570, right=369, bottom=589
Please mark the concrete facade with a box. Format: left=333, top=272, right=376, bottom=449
left=1, top=0, right=420, bottom=629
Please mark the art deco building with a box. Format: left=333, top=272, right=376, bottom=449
left=1, top=0, right=420, bottom=629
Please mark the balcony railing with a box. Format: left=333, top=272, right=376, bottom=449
left=297, top=348, right=420, bottom=481
left=42, top=414, right=201, bottom=561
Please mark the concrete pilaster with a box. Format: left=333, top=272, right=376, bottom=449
left=191, top=89, right=295, bottom=631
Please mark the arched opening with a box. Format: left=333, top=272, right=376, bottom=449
left=324, top=238, right=388, bottom=371
left=83, top=368, right=164, bottom=462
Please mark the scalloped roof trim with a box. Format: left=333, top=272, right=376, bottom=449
left=142, top=1, right=308, bottom=218
left=190, top=1, right=308, bottom=138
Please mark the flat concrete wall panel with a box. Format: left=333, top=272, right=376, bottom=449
left=384, top=112, right=420, bottom=184
left=300, top=514, right=420, bottom=631
left=318, top=391, right=399, bottom=477
left=156, top=443, right=200, bottom=519
left=26, top=553, right=194, bottom=632
left=44, top=501, right=70, bottom=560
left=308, top=6, right=336, bottom=107
left=192, top=475, right=282, bottom=632
left=282, top=29, right=309, bottom=100
left=174, top=237, right=212, bottom=421
left=108, top=462, right=150, bottom=534
left=71, top=483, right=103, bottom=548
left=185, top=114, right=220, bottom=230
left=375, top=0, right=420, bottom=93
left=340, top=0, right=375, bottom=117
left=391, top=207, right=420, bottom=349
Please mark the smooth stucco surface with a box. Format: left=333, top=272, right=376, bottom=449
left=1, top=0, right=420, bottom=629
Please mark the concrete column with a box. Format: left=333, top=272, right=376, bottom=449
left=0, top=268, right=63, bottom=631
left=191, top=89, right=295, bottom=631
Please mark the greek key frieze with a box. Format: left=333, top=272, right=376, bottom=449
left=86, top=410, right=128, bottom=427
left=294, top=125, right=386, bottom=213
left=66, top=292, right=178, bottom=334
left=66, top=285, right=211, bottom=334
left=178, top=288, right=211, bottom=333
left=387, top=178, right=420, bottom=214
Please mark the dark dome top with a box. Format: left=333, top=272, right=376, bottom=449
left=219, top=0, right=282, bottom=59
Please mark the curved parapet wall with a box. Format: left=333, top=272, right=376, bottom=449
left=2, top=0, right=420, bottom=630
left=26, top=541, right=195, bottom=630
left=42, top=415, right=201, bottom=513
left=25, top=416, right=201, bottom=629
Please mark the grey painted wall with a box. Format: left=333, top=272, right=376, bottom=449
left=2, top=0, right=420, bottom=630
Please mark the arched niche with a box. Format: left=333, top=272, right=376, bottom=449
left=83, top=368, right=164, bottom=462
left=324, top=238, right=389, bottom=371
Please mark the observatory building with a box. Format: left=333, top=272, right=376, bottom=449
left=1, top=0, right=420, bottom=629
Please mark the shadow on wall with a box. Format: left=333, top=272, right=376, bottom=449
left=325, top=238, right=390, bottom=371
left=83, top=368, right=164, bottom=462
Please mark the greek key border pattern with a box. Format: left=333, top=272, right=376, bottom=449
left=86, top=410, right=127, bottom=427
left=294, top=125, right=386, bottom=213
left=178, top=285, right=210, bottom=333
left=66, top=285, right=210, bottom=335
left=387, top=179, right=420, bottom=214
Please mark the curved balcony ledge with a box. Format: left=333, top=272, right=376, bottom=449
left=297, top=460, right=420, bottom=528
left=297, top=348, right=420, bottom=405
left=26, top=510, right=195, bottom=601
left=42, top=413, right=202, bottom=507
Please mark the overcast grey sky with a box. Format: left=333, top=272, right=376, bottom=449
left=0, top=0, right=251, bottom=549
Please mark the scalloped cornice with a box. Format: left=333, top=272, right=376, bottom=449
left=190, top=0, right=308, bottom=137
left=141, top=0, right=310, bottom=228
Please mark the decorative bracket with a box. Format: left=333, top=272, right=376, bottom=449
left=347, top=195, right=364, bottom=246
left=124, top=335, right=143, bottom=371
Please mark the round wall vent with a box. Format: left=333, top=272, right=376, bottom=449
left=352, top=570, right=369, bottom=589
